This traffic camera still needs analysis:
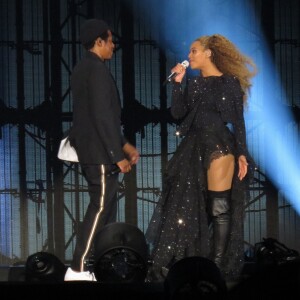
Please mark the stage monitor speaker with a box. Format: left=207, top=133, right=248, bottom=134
left=93, top=222, right=148, bottom=283
left=25, top=251, right=66, bottom=282
left=254, top=237, right=299, bottom=267
left=164, top=256, right=227, bottom=300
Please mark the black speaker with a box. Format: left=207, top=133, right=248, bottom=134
left=254, top=237, right=299, bottom=267
left=93, top=222, right=148, bottom=283
left=25, top=251, right=66, bottom=282
left=164, top=256, right=227, bottom=300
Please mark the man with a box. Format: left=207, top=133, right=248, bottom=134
left=64, top=19, right=139, bottom=281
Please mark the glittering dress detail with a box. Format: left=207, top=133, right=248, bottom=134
left=145, top=75, right=255, bottom=282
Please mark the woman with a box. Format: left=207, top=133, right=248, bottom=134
left=146, top=34, right=257, bottom=282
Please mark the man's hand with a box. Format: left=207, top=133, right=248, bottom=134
left=116, top=159, right=132, bottom=173
left=123, top=143, right=140, bottom=165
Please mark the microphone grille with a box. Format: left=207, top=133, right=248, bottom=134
left=181, top=60, right=189, bottom=68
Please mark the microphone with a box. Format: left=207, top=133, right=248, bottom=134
left=109, top=165, right=121, bottom=175
left=163, top=60, right=189, bottom=85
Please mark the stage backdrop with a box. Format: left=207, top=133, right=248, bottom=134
left=0, top=0, right=299, bottom=268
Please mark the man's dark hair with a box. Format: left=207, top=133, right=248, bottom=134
left=84, top=30, right=110, bottom=50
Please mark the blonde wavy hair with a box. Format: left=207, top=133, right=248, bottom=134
left=195, top=34, right=257, bottom=104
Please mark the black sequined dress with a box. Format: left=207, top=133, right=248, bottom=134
left=145, top=74, right=255, bottom=282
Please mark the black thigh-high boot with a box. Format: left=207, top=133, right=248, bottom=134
left=207, top=189, right=231, bottom=269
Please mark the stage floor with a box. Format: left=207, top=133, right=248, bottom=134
left=1, top=263, right=299, bottom=300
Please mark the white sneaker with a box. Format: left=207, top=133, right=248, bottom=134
left=64, top=267, right=97, bottom=281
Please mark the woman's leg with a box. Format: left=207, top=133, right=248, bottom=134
left=207, top=154, right=235, bottom=268
left=207, top=154, right=235, bottom=191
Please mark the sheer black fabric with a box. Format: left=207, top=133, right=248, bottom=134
left=145, top=75, right=255, bottom=282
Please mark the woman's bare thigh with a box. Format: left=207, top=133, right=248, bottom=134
left=207, top=154, right=235, bottom=191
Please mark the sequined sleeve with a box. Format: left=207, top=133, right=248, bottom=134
left=217, top=76, right=247, bottom=158
left=170, top=82, right=188, bottom=119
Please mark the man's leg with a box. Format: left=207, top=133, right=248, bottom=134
left=65, top=164, right=118, bottom=280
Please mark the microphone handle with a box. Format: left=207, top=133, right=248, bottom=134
left=163, top=72, right=177, bottom=86
left=109, top=165, right=121, bottom=175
